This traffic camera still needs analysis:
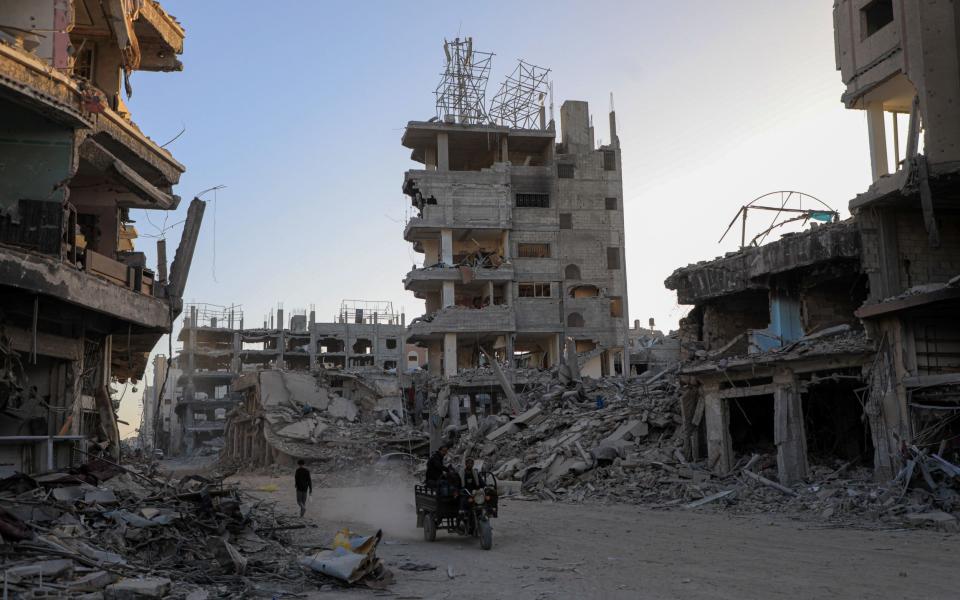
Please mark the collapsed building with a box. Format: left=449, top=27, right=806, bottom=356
left=221, top=369, right=427, bottom=467
left=149, top=301, right=415, bottom=456
left=666, top=0, right=960, bottom=484
left=0, top=1, right=202, bottom=472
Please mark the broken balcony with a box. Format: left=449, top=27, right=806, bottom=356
left=403, top=169, right=513, bottom=241
left=404, top=263, right=514, bottom=295
left=407, top=305, right=516, bottom=342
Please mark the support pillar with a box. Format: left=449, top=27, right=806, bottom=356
left=774, top=370, right=808, bottom=485
left=440, top=228, right=453, bottom=264
left=866, top=102, right=889, bottom=181
left=704, top=383, right=733, bottom=474
left=500, top=135, right=509, bottom=162
left=425, top=146, right=437, bottom=171
left=486, top=281, right=495, bottom=305
left=428, top=340, right=442, bottom=375
left=442, top=281, right=455, bottom=308
left=437, top=132, right=449, bottom=172
left=443, top=333, right=457, bottom=378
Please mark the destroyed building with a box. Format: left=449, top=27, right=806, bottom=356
left=401, top=38, right=630, bottom=404
left=152, top=300, right=411, bottom=456
left=628, top=319, right=680, bottom=376
left=0, top=1, right=202, bottom=473
left=222, top=369, right=427, bottom=468
left=665, top=0, right=960, bottom=484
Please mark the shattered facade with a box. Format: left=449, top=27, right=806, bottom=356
left=0, top=1, right=202, bottom=472
left=665, top=0, right=960, bottom=484
left=156, top=301, right=411, bottom=456
left=402, top=95, right=630, bottom=381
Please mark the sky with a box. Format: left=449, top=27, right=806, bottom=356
left=117, top=0, right=874, bottom=437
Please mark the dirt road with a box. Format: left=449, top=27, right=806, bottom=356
left=227, top=472, right=957, bottom=600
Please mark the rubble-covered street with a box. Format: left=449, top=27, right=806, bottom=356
left=230, top=470, right=957, bottom=600
left=4, top=0, right=960, bottom=598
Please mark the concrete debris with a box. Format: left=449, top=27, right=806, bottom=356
left=444, top=367, right=960, bottom=530
left=299, top=529, right=392, bottom=586
left=0, top=457, right=385, bottom=597
left=223, top=369, right=429, bottom=469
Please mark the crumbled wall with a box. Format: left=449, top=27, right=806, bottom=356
left=701, top=292, right=769, bottom=352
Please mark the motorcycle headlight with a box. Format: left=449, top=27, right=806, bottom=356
left=473, top=490, right=485, bottom=505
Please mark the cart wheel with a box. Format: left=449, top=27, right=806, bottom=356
left=423, top=512, right=437, bottom=542
left=479, top=520, right=493, bottom=550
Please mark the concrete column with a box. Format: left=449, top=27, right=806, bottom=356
left=186, top=306, right=196, bottom=402
left=443, top=333, right=457, bottom=377
left=184, top=405, right=195, bottom=455
left=425, top=146, right=437, bottom=171
left=486, top=281, right=495, bottom=305
left=866, top=102, right=889, bottom=181
left=231, top=332, right=241, bottom=373
left=704, top=383, right=733, bottom=474
left=550, top=334, right=561, bottom=367
left=276, top=330, right=284, bottom=370
left=504, top=281, right=513, bottom=307
left=437, top=132, right=449, bottom=172
left=428, top=340, right=442, bottom=375
left=308, top=325, right=317, bottom=371
left=607, top=349, right=617, bottom=376
left=501, top=230, right=510, bottom=259
left=505, top=334, right=515, bottom=369
left=442, top=281, right=455, bottom=308
left=440, top=229, right=453, bottom=264
left=500, top=136, right=509, bottom=162
left=774, top=370, right=808, bottom=485
left=609, top=110, right=618, bottom=147
left=448, top=393, right=460, bottom=427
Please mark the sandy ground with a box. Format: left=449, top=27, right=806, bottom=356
left=222, top=470, right=959, bottom=600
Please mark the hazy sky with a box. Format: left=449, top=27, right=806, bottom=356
left=118, top=1, right=873, bottom=436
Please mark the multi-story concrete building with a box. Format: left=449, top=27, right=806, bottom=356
left=158, top=300, right=409, bottom=455
left=0, top=1, right=202, bottom=472
left=401, top=100, right=630, bottom=380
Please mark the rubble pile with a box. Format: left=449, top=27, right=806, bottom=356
left=452, top=369, right=687, bottom=504
left=0, top=458, right=390, bottom=597
left=630, top=446, right=960, bottom=531
left=223, top=370, right=429, bottom=471
left=449, top=367, right=960, bottom=531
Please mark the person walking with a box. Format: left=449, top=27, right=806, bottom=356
left=295, top=460, right=312, bottom=517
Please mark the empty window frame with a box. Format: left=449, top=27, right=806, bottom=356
left=607, top=247, right=621, bottom=270
left=557, top=163, right=575, bottom=179
left=518, top=283, right=551, bottom=298
left=861, top=0, right=893, bottom=39
left=567, top=312, right=585, bottom=327
left=610, top=296, right=624, bottom=318
left=603, top=150, right=616, bottom=171
left=517, top=243, right=550, bottom=258
left=559, top=213, right=573, bottom=229
left=385, top=338, right=397, bottom=349
left=516, top=193, right=550, bottom=208
left=605, top=197, right=618, bottom=210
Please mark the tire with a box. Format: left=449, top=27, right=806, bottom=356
left=479, top=519, right=493, bottom=550
left=423, top=513, right=437, bottom=542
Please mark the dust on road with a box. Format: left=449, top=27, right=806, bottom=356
left=227, top=471, right=958, bottom=600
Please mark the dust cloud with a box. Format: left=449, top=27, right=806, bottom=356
left=316, top=465, right=422, bottom=539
